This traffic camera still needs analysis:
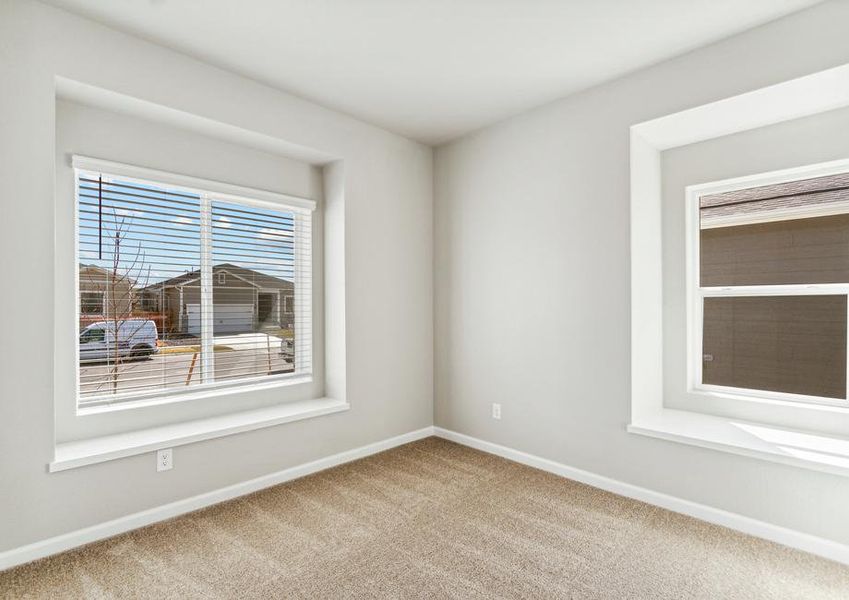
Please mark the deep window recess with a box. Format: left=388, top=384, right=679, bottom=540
left=691, top=169, right=849, bottom=405
left=75, top=163, right=313, bottom=408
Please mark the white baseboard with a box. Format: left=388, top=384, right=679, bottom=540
left=5, top=425, right=847, bottom=571
left=0, top=426, right=435, bottom=571
left=433, top=427, right=849, bottom=566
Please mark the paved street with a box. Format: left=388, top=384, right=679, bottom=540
left=80, top=333, right=294, bottom=398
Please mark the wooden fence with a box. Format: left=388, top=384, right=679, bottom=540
left=79, top=312, right=170, bottom=333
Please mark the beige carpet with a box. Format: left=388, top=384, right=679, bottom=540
left=1, top=437, right=847, bottom=599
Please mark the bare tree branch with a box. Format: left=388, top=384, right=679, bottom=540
left=86, top=207, right=153, bottom=394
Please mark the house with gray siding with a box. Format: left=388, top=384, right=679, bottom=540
left=138, top=263, right=295, bottom=335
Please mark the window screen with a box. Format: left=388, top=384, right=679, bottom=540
left=76, top=165, right=312, bottom=408
left=702, top=295, right=847, bottom=399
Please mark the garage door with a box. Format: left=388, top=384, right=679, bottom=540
left=186, top=304, right=254, bottom=335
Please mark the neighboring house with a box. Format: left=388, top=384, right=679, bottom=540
left=699, top=173, right=849, bottom=399
left=138, top=263, right=295, bottom=335
left=79, top=264, right=134, bottom=323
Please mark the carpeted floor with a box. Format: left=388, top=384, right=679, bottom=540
left=1, top=437, right=847, bottom=599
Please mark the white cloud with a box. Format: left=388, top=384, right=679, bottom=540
left=172, top=216, right=193, bottom=227
left=217, top=216, right=232, bottom=228
left=257, top=227, right=292, bottom=241
left=260, top=257, right=291, bottom=267
left=114, top=207, right=143, bottom=218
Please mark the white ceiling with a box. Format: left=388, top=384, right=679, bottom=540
left=46, top=0, right=821, bottom=145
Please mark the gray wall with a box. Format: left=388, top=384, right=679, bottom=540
left=0, top=0, right=432, bottom=552
left=434, top=0, right=849, bottom=545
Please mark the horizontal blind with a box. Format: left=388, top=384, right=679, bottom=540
left=209, top=199, right=312, bottom=383
left=76, top=166, right=313, bottom=407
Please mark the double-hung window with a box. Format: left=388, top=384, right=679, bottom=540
left=689, top=165, right=849, bottom=406
left=74, top=157, right=314, bottom=408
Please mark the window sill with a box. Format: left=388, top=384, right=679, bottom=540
left=50, top=397, right=349, bottom=472
left=77, top=374, right=314, bottom=415
left=628, top=409, right=849, bottom=478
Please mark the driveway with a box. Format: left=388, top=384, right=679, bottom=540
left=80, top=333, right=294, bottom=398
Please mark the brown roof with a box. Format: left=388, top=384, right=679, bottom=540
left=700, top=172, right=849, bottom=228
left=139, top=263, right=292, bottom=291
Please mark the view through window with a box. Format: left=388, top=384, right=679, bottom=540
left=76, top=166, right=312, bottom=407
left=695, top=170, right=849, bottom=403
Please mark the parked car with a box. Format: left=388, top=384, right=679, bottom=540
left=79, top=319, right=159, bottom=362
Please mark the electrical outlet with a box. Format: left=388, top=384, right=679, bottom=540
left=157, top=448, right=173, bottom=472
left=492, top=403, right=501, bottom=420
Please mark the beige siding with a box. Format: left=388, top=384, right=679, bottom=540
left=703, top=295, right=846, bottom=399
left=700, top=214, right=849, bottom=287
left=701, top=216, right=849, bottom=399
left=141, top=267, right=296, bottom=334
left=78, top=266, right=133, bottom=315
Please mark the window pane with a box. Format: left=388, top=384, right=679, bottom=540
left=210, top=200, right=299, bottom=383
left=701, top=215, right=849, bottom=287
left=702, top=295, right=847, bottom=399
left=79, top=291, right=103, bottom=314
left=699, top=171, right=849, bottom=287
left=78, top=175, right=205, bottom=402
left=77, top=168, right=312, bottom=406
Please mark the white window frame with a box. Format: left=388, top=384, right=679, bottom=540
left=72, top=155, right=316, bottom=410
left=686, top=158, right=849, bottom=409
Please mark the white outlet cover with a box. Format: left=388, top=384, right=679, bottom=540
left=157, top=448, right=173, bottom=472
left=492, top=403, right=501, bottom=420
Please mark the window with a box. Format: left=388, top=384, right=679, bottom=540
left=75, top=157, right=314, bottom=408
left=689, top=167, right=849, bottom=406
left=79, top=291, right=104, bottom=314
left=80, top=327, right=105, bottom=344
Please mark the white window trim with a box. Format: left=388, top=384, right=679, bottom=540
left=686, top=158, right=849, bottom=410
left=628, top=64, right=849, bottom=474
left=627, top=408, right=849, bottom=478
left=72, top=155, right=316, bottom=213
left=51, top=396, right=350, bottom=472
left=199, top=193, right=215, bottom=384
left=73, top=155, right=316, bottom=412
